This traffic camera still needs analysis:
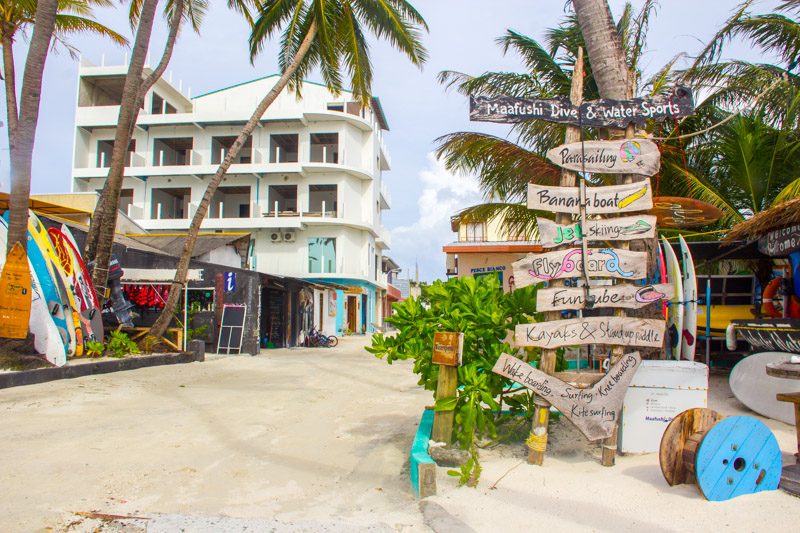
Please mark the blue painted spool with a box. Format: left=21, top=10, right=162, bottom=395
left=685, top=416, right=782, bottom=501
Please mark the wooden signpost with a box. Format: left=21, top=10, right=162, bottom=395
left=527, top=181, right=653, bottom=214
left=431, top=332, right=463, bottom=445
left=512, top=247, right=648, bottom=285
left=493, top=352, right=642, bottom=441
left=546, top=139, right=660, bottom=175
left=515, top=317, right=666, bottom=349
left=537, top=215, right=657, bottom=247
left=536, top=283, right=675, bottom=312
left=470, top=86, right=694, bottom=128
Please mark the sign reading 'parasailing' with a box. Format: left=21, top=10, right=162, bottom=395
left=546, top=138, right=661, bottom=175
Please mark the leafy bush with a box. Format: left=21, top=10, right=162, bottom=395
left=85, top=339, right=105, bottom=358
left=106, top=331, right=140, bottom=358
left=367, top=275, right=549, bottom=485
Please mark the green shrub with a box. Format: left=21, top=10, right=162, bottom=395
left=106, top=331, right=139, bottom=358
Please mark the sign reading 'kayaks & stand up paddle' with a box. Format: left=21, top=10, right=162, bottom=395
left=515, top=317, right=666, bottom=349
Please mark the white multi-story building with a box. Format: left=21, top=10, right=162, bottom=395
left=71, top=58, right=393, bottom=335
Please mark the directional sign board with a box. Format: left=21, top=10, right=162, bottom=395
left=470, top=86, right=694, bottom=128
left=515, top=316, right=666, bottom=349
left=512, top=248, right=648, bottom=285
left=546, top=139, right=660, bottom=175
left=536, top=283, right=675, bottom=312
left=493, top=351, right=642, bottom=441
left=527, top=181, right=652, bottom=214
left=537, top=215, right=657, bottom=247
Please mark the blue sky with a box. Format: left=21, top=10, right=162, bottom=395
left=1, top=0, right=782, bottom=282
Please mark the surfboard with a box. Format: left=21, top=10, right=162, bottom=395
left=730, top=351, right=800, bottom=425
left=0, top=241, right=32, bottom=339
left=661, top=236, right=684, bottom=360
left=657, top=242, right=667, bottom=319
left=60, top=225, right=104, bottom=344
left=0, top=217, right=66, bottom=365
left=679, top=235, right=698, bottom=361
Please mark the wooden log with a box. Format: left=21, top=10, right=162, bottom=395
left=512, top=248, right=648, bottom=286
left=527, top=181, right=652, bottom=215
left=659, top=407, right=725, bottom=486
left=536, top=283, right=674, bottom=312
left=546, top=139, right=660, bottom=175
left=431, top=365, right=458, bottom=444
left=493, top=352, right=642, bottom=441
left=515, top=316, right=665, bottom=349
left=537, top=215, right=657, bottom=247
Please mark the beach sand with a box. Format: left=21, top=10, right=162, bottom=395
left=0, top=336, right=797, bottom=531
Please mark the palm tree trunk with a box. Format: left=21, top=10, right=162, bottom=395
left=2, top=24, right=19, bottom=147
left=148, top=20, right=319, bottom=340
left=6, top=0, right=58, bottom=255
left=572, top=0, right=629, bottom=100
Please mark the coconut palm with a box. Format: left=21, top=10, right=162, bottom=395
left=147, top=0, right=428, bottom=338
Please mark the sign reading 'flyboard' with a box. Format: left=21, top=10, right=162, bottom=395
left=527, top=181, right=653, bottom=214
left=537, top=215, right=658, bottom=247
left=546, top=138, right=661, bottom=175
left=470, top=86, right=695, bottom=129
left=512, top=248, right=648, bottom=286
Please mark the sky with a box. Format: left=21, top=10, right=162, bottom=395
left=0, top=0, right=783, bottom=283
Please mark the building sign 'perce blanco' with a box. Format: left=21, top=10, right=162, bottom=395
left=527, top=181, right=653, bottom=214
left=492, top=351, right=642, bottom=441
left=515, top=317, right=666, bottom=349
left=470, top=86, right=694, bottom=128
left=537, top=215, right=657, bottom=247
left=512, top=248, right=648, bottom=285
left=546, top=139, right=661, bottom=175
left=536, top=283, right=675, bottom=312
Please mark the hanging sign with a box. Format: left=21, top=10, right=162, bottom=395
left=224, top=272, right=236, bottom=292
left=512, top=248, right=648, bottom=285
left=528, top=181, right=652, bottom=214
left=470, top=86, right=694, bottom=128
left=757, top=224, right=800, bottom=256
left=432, top=332, right=464, bottom=366
left=515, top=316, right=666, bottom=349
left=546, top=138, right=661, bottom=175
left=537, top=215, right=657, bottom=247
left=647, top=197, right=724, bottom=228
left=492, top=351, right=642, bottom=441
left=536, top=283, right=675, bottom=312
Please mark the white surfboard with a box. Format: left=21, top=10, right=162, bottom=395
left=679, top=235, right=698, bottom=361
left=730, top=351, right=800, bottom=425
left=661, top=236, right=684, bottom=360
left=0, top=218, right=66, bottom=366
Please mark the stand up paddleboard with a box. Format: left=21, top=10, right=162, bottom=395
left=657, top=241, right=668, bottom=319
left=679, top=235, right=698, bottom=361
left=661, top=236, right=684, bottom=360
left=730, top=351, right=800, bottom=425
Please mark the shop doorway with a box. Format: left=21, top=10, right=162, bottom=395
left=261, top=287, right=286, bottom=348
left=361, top=294, right=367, bottom=334
left=347, top=295, right=358, bottom=333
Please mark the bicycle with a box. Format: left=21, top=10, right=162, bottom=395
left=307, top=327, right=338, bottom=347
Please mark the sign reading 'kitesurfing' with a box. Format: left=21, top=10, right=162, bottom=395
left=512, top=248, right=648, bottom=285
left=537, top=215, right=657, bottom=247
left=527, top=181, right=652, bottom=214
left=535, top=283, right=675, bottom=312
left=470, top=86, right=694, bottom=128
left=546, top=139, right=660, bottom=175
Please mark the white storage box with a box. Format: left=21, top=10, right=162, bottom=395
left=619, top=360, right=709, bottom=454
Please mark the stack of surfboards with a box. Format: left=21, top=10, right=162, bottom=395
left=0, top=211, right=104, bottom=366
left=660, top=235, right=698, bottom=361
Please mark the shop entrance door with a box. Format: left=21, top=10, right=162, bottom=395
left=347, top=295, right=358, bottom=333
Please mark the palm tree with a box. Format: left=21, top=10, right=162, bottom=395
left=85, top=0, right=260, bottom=303
left=148, top=0, right=429, bottom=339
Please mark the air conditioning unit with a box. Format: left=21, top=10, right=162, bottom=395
left=283, top=230, right=297, bottom=243
left=269, top=231, right=283, bottom=243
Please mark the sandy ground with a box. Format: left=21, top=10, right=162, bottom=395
left=0, top=337, right=798, bottom=532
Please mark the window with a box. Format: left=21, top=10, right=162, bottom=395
left=150, top=187, right=191, bottom=219
left=78, top=75, right=126, bottom=107
left=269, top=134, right=298, bottom=163
left=212, top=136, right=252, bottom=164
left=119, top=189, right=134, bottom=215
left=151, top=94, right=176, bottom=115
left=96, top=139, right=136, bottom=168
left=327, top=103, right=344, bottom=112
left=308, top=184, right=337, bottom=215
left=308, top=238, right=336, bottom=274
left=153, top=137, right=193, bottom=166
left=310, top=133, right=338, bottom=163
left=210, top=186, right=251, bottom=219
left=268, top=185, right=297, bottom=214
left=463, top=222, right=486, bottom=242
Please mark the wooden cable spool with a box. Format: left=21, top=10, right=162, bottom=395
left=660, top=409, right=782, bottom=501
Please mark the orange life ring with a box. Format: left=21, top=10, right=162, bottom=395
left=762, top=277, right=783, bottom=319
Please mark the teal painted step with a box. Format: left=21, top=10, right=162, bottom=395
left=410, top=409, right=435, bottom=499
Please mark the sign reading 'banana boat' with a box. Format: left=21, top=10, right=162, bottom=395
left=537, top=215, right=657, bottom=247
left=527, top=181, right=652, bottom=214
left=546, top=139, right=661, bottom=176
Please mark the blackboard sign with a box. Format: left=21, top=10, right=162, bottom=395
left=217, top=304, right=246, bottom=354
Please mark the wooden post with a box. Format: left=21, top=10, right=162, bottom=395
left=527, top=49, right=584, bottom=465
left=432, top=365, right=458, bottom=444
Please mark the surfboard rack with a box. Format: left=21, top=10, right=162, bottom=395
left=659, top=409, right=782, bottom=500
